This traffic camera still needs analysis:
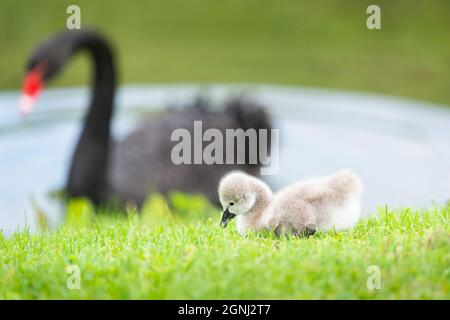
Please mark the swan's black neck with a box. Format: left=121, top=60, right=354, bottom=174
left=65, top=31, right=116, bottom=204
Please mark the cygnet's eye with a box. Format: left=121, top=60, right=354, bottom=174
left=229, top=202, right=234, bottom=206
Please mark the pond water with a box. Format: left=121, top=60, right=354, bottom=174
left=1, top=84, right=449, bottom=235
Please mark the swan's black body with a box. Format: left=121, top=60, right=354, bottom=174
left=25, top=30, right=272, bottom=206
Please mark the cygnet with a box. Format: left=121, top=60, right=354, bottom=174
left=218, top=170, right=363, bottom=236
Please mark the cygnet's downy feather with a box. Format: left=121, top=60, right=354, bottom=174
left=218, top=169, right=363, bottom=236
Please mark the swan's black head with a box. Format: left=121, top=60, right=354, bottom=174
left=26, top=31, right=77, bottom=82
left=20, top=31, right=79, bottom=116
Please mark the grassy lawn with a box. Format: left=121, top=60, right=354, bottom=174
left=0, top=196, right=448, bottom=299
left=0, top=0, right=449, bottom=300
left=0, top=0, right=449, bottom=105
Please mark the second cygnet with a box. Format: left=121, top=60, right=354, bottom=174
left=218, top=169, right=363, bottom=236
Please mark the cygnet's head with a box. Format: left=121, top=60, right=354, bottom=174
left=218, top=171, right=271, bottom=228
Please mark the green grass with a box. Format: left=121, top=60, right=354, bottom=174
left=0, top=0, right=449, bottom=105
left=2, top=0, right=449, bottom=300
left=0, top=196, right=449, bottom=299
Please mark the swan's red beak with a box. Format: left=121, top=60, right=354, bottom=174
left=19, top=68, right=43, bottom=117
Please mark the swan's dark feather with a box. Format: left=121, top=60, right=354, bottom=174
left=109, top=97, right=272, bottom=206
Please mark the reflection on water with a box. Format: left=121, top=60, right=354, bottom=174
left=1, top=84, right=450, bottom=235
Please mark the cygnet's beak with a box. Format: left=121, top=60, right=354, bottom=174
left=220, top=208, right=236, bottom=228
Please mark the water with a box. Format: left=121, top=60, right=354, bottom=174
left=1, top=84, right=449, bottom=235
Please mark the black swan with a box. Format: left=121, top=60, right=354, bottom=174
left=20, top=29, right=272, bottom=206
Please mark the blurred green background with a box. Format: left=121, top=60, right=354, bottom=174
left=0, top=0, right=449, bottom=104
